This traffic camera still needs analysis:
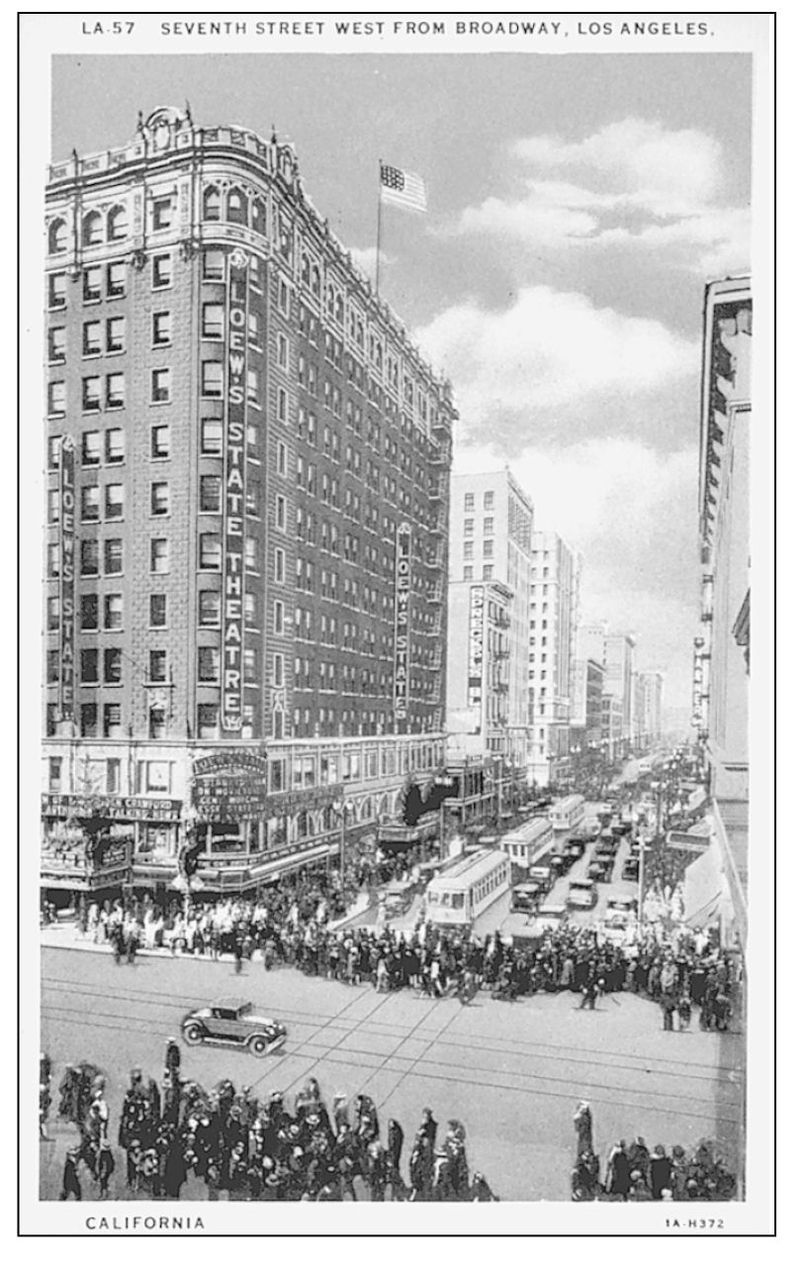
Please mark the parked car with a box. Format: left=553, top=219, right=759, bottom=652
left=510, top=882, right=542, bottom=915
left=531, top=903, right=568, bottom=933
left=622, top=856, right=640, bottom=881
left=566, top=878, right=598, bottom=911
left=181, top=1000, right=287, bottom=1057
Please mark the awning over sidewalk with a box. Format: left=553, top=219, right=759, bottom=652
left=683, top=839, right=726, bottom=930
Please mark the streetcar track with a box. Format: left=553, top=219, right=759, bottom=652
left=41, top=976, right=741, bottom=1084
left=40, top=1003, right=741, bottom=1116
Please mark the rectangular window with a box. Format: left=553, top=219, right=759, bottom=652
left=245, top=536, right=258, bottom=571
left=47, top=381, right=66, bottom=416
left=152, top=254, right=172, bottom=289
left=199, top=534, right=221, bottom=570
left=152, top=651, right=167, bottom=684
left=82, top=376, right=101, bottom=412
left=198, top=646, right=220, bottom=683
left=463, top=564, right=473, bottom=581
left=199, top=475, right=222, bottom=513
left=247, top=368, right=259, bottom=406
left=483, top=539, right=493, bottom=558
left=200, top=418, right=222, bottom=455
left=48, top=273, right=67, bottom=308
left=48, top=757, right=62, bottom=791
left=106, top=316, right=125, bottom=353
left=106, top=373, right=125, bottom=409
left=46, top=596, right=60, bottom=631
left=244, top=592, right=257, bottom=626
left=201, top=361, right=223, bottom=398
left=48, top=327, right=66, bottom=362
left=83, top=267, right=101, bottom=302
left=150, top=537, right=169, bottom=573
left=46, top=648, right=60, bottom=684
left=106, top=759, right=121, bottom=793
left=152, top=197, right=172, bottom=231
left=103, top=594, right=123, bottom=630
left=151, top=424, right=170, bottom=459
left=80, top=540, right=99, bottom=576
left=278, top=278, right=290, bottom=316
left=198, top=589, right=221, bottom=626
left=150, top=593, right=167, bottom=628
left=277, top=332, right=289, bottom=371
left=197, top=704, right=218, bottom=738
left=105, top=483, right=124, bottom=520
left=243, top=647, right=257, bottom=685
left=103, top=647, right=123, bottom=684
left=274, top=548, right=285, bottom=583
left=105, top=428, right=124, bottom=464
left=463, top=542, right=473, bottom=560
left=106, top=262, right=126, bottom=298
left=484, top=491, right=495, bottom=510
left=82, top=321, right=101, bottom=356
left=464, top=518, right=474, bottom=536
left=80, top=486, right=100, bottom=522
left=277, top=386, right=288, bottom=424
left=203, top=250, right=224, bottom=281
left=152, top=311, right=172, bottom=346
left=104, top=537, right=123, bottom=575
left=103, top=703, right=123, bottom=738
left=482, top=564, right=493, bottom=580
left=150, top=482, right=169, bottom=516
left=483, top=516, right=494, bottom=535
left=47, top=436, right=61, bottom=469
left=273, top=653, right=283, bottom=686
left=274, top=600, right=285, bottom=635
left=80, top=704, right=98, bottom=737
left=81, top=431, right=101, bottom=466
left=80, top=594, right=98, bottom=630
left=275, top=494, right=286, bottom=531
left=151, top=368, right=171, bottom=403
left=202, top=303, right=224, bottom=339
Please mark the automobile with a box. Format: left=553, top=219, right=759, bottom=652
left=611, top=821, right=633, bottom=836
left=528, top=863, right=554, bottom=894
left=606, top=895, right=638, bottom=917
left=566, top=878, right=598, bottom=911
left=594, top=837, right=618, bottom=858
left=599, top=896, right=639, bottom=944
left=587, top=857, right=615, bottom=884
left=566, top=839, right=586, bottom=862
left=622, top=856, right=640, bottom=881
left=510, top=882, right=542, bottom=915
left=181, top=1000, right=287, bottom=1057
left=550, top=852, right=573, bottom=878
left=531, top=903, right=567, bottom=933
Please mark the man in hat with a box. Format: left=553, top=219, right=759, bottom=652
left=573, top=1101, right=593, bottom=1156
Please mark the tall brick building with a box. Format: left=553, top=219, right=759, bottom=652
left=41, top=106, right=455, bottom=895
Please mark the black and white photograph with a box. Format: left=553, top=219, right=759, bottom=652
left=18, top=11, right=774, bottom=1236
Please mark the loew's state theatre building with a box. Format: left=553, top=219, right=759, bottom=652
left=41, top=106, right=455, bottom=899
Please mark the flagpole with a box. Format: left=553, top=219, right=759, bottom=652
left=375, top=158, right=383, bottom=294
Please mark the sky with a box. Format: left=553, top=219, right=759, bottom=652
left=51, top=53, right=752, bottom=711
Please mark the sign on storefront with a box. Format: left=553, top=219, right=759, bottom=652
left=41, top=794, right=183, bottom=822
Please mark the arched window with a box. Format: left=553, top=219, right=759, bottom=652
left=297, top=811, right=309, bottom=840
left=311, top=265, right=321, bottom=298
left=48, top=218, right=67, bottom=254
left=335, top=294, right=344, bottom=325
left=361, top=798, right=373, bottom=821
left=251, top=197, right=266, bottom=235
left=322, top=805, right=335, bottom=833
left=107, top=206, right=128, bottom=242
left=226, top=187, right=247, bottom=225
left=203, top=185, right=221, bottom=221
left=81, top=211, right=102, bottom=248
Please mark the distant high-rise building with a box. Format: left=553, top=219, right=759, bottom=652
left=603, top=633, right=637, bottom=753
left=446, top=469, right=533, bottom=776
left=527, top=532, right=581, bottom=786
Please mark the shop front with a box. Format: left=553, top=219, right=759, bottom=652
left=40, top=792, right=184, bottom=905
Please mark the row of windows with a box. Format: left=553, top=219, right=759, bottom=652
left=463, top=565, right=497, bottom=582
left=47, top=256, right=173, bottom=310
left=463, top=491, right=496, bottom=512
left=463, top=516, right=495, bottom=536
left=463, top=541, right=495, bottom=560
left=48, top=199, right=178, bottom=255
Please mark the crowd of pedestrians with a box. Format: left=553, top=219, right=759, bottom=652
left=570, top=1103, right=736, bottom=1202
left=50, top=1054, right=497, bottom=1203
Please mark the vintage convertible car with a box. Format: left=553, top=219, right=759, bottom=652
left=181, top=1000, right=287, bottom=1057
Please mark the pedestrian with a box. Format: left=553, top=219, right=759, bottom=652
left=96, top=1141, right=115, bottom=1198
left=165, top=1038, right=181, bottom=1078
left=59, top=1148, right=82, bottom=1201
left=661, top=990, right=676, bottom=1032
left=606, top=1139, right=631, bottom=1201
left=573, top=1101, right=593, bottom=1156
left=233, top=933, right=244, bottom=975
left=579, top=977, right=598, bottom=1011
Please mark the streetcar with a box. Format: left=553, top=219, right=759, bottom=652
left=424, top=848, right=510, bottom=926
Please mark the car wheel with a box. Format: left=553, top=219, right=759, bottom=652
left=182, top=1022, right=203, bottom=1045
left=248, top=1035, right=269, bottom=1058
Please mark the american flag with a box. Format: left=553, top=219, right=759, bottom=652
left=380, top=163, right=428, bottom=214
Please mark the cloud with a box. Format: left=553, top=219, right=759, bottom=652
left=349, top=246, right=392, bottom=278
left=451, top=118, right=749, bottom=275
left=416, top=286, right=697, bottom=448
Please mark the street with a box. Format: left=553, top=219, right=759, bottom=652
left=41, top=943, right=743, bottom=1202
